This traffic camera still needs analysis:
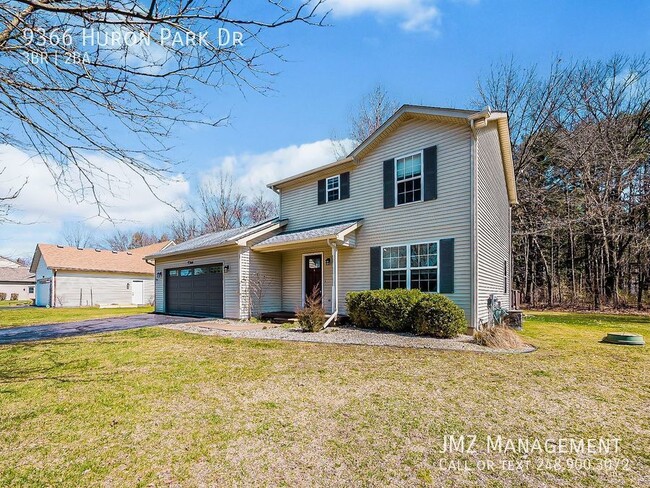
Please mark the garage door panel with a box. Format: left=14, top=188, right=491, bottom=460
left=165, top=263, right=223, bottom=317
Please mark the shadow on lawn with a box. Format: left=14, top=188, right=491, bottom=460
left=0, top=345, right=117, bottom=384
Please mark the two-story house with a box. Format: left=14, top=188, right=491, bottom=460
left=145, top=105, right=517, bottom=328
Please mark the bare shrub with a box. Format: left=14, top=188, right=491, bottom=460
left=296, top=288, right=325, bottom=332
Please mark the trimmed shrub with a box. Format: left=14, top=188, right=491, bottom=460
left=10, top=293, right=18, bottom=301
left=0, top=293, right=6, bottom=301
left=412, top=294, right=466, bottom=338
left=296, top=290, right=326, bottom=332
left=346, top=289, right=467, bottom=338
left=346, top=291, right=379, bottom=329
left=374, top=288, right=422, bottom=332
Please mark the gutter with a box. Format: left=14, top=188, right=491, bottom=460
left=267, top=157, right=355, bottom=191
left=468, top=107, right=491, bottom=131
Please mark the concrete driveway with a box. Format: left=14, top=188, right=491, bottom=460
left=0, top=313, right=205, bottom=345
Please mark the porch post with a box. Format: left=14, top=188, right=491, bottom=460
left=331, top=243, right=338, bottom=314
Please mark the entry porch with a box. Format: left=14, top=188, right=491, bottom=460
left=247, top=220, right=362, bottom=322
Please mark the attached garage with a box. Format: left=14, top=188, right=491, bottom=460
left=165, top=264, right=224, bottom=317
left=145, top=220, right=288, bottom=319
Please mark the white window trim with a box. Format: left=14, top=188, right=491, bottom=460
left=394, top=150, right=424, bottom=207
left=326, top=175, right=340, bottom=202
left=380, top=240, right=439, bottom=292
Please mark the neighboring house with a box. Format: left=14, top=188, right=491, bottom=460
left=0, top=256, right=35, bottom=301
left=30, top=242, right=172, bottom=307
left=146, top=105, right=517, bottom=328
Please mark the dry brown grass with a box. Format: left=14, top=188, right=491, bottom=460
left=474, top=325, right=529, bottom=349
left=0, top=311, right=647, bottom=486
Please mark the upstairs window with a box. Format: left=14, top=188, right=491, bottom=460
left=395, top=152, right=422, bottom=205
left=326, top=175, right=340, bottom=202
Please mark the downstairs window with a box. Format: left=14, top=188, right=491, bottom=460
left=382, top=242, right=438, bottom=292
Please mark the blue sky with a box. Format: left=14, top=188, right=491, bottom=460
left=1, top=0, right=649, bottom=258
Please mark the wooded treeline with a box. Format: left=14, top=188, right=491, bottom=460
left=478, top=55, right=650, bottom=309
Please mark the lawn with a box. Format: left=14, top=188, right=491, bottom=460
left=0, top=300, right=33, bottom=308
left=0, top=306, right=154, bottom=328
left=0, top=312, right=648, bottom=487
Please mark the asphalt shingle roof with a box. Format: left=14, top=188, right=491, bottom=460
left=149, top=219, right=278, bottom=258
left=0, top=266, right=34, bottom=283
left=33, top=241, right=170, bottom=275
left=254, top=220, right=360, bottom=247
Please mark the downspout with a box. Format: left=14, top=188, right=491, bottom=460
left=52, top=269, right=57, bottom=308
left=324, top=239, right=339, bottom=329
left=509, top=206, right=513, bottom=308
left=469, top=119, right=479, bottom=331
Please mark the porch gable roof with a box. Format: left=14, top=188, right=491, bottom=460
left=252, top=220, right=362, bottom=252
left=146, top=218, right=285, bottom=260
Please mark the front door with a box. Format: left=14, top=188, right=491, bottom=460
left=303, top=254, right=323, bottom=304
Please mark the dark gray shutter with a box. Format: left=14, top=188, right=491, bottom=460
left=423, top=145, right=437, bottom=201
left=317, top=178, right=326, bottom=205
left=370, top=246, right=382, bottom=290
left=340, top=172, right=350, bottom=200
left=439, top=238, right=454, bottom=293
left=383, top=159, right=395, bottom=209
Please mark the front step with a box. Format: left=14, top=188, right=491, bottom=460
left=270, top=315, right=332, bottom=324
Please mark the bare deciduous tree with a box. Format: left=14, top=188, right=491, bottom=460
left=106, top=228, right=167, bottom=250
left=246, top=191, right=277, bottom=224
left=196, top=172, right=246, bottom=232
left=0, top=0, right=326, bottom=219
left=348, top=84, right=399, bottom=144
left=61, top=221, right=97, bottom=248
left=169, top=212, right=200, bottom=243
left=0, top=167, right=27, bottom=223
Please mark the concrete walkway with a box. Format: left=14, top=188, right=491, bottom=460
left=0, top=313, right=206, bottom=345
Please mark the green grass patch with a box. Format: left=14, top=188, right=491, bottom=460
left=0, top=306, right=154, bottom=328
left=0, top=300, right=32, bottom=308
left=0, top=311, right=647, bottom=486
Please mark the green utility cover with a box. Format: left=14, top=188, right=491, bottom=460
left=602, top=332, right=645, bottom=346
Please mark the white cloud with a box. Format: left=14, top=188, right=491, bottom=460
left=0, top=138, right=355, bottom=258
left=0, top=145, right=189, bottom=258
left=327, top=0, right=442, bottom=32
left=207, top=138, right=355, bottom=196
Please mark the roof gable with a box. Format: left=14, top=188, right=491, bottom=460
left=31, top=241, right=171, bottom=275
left=267, top=105, right=517, bottom=204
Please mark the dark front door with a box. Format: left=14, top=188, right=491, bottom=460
left=304, top=254, right=323, bottom=303
left=165, top=264, right=224, bottom=317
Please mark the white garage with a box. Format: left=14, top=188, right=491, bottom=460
left=30, top=241, right=172, bottom=308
